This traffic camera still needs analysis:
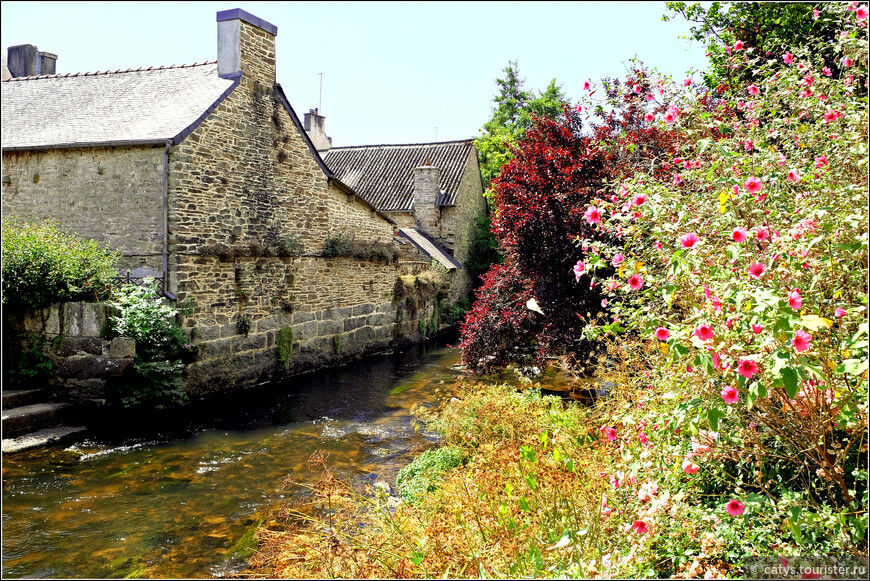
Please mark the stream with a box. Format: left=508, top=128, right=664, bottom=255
left=2, top=337, right=468, bottom=579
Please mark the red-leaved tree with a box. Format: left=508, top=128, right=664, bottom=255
left=461, top=67, right=685, bottom=374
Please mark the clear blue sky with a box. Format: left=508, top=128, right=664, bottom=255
left=1, top=1, right=711, bottom=147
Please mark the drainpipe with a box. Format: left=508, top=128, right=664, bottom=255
left=162, top=140, right=176, bottom=301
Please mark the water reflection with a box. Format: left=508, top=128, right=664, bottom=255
left=2, top=338, right=461, bottom=579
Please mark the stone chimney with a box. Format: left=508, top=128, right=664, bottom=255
left=303, top=108, right=332, bottom=150
left=413, top=161, right=442, bottom=236
left=216, top=8, right=277, bottom=84
left=7, top=44, right=57, bottom=77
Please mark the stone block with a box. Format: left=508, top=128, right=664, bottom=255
left=56, top=337, right=103, bottom=357
left=58, top=355, right=126, bottom=380
left=344, top=316, right=367, bottom=333
left=80, top=303, right=109, bottom=337
left=107, top=337, right=136, bottom=359
left=194, top=325, right=220, bottom=342
left=197, top=338, right=233, bottom=361
left=323, top=306, right=352, bottom=321
left=232, top=333, right=267, bottom=354
left=317, top=319, right=343, bottom=337
left=352, top=303, right=375, bottom=317
left=366, top=312, right=392, bottom=328
left=292, top=311, right=316, bottom=324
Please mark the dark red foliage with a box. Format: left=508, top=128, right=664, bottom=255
left=460, top=68, right=683, bottom=374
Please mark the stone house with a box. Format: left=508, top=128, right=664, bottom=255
left=306, top=114, right=486, bottom=303
left=1, top=9, right=450, bottom=396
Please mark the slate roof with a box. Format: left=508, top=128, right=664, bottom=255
left=1, top=61, right=237, bottom=149
left=320, top=140, right=475, bottom=212
left=399, top=228, right=462, bottom=270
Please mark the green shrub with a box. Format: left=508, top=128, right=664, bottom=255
left=396, top=446, right=463, bottom=504
left=6, top=335, right=54, bottom=387
left=277, top=326, right=294, bottom=369
left=1, top=218, right=119, bottom=311
left=322, top=232, right=354, bottom=257
left=323, top=231, right=397, bottom=263
left=107, top=279, right=189, bottom=407
left=276, top=233, right=302, bottom=257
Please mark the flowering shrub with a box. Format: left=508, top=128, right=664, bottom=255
left=107, top=279, right=190, bottom=406
left=460, top=67, right=682, bottom=373
left=575, top=2, right=868, bottom=570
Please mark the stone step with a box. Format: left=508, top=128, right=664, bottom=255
left=1, top=402, right=72, bottom=438
left=1, top=425, right=88, bottom=454
left=2, top=388, right=47, bottom=409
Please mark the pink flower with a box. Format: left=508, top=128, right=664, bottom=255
left=654, top=241, right=663, bottom=250
left=813, top=7, right=820, bottom=19
left=792, top=329, right=812, bottom=352
left=721, top=386, right=739, bottom=404
left=823, top=110, right=842, bottom=123
left=612, top=253, right=625, bottom=267
left=628, top=274, right=644, bottom=290
left=857, top=4, right=868, bottom=20
left=788, top=289, right=803, bottom=310
left=683, top=77, right=692, bottom=87
left=602, top=553, right=612, bottom=569
left=573, top=260, right=586, bottom=281
left=755, top=228, right=769, bottom=242
left=680, top=232, right=701, bottom=249
left=744, top=176, right=762, bottom=194
left=585, top=205, right=603, bottom=224
left=644, top=112, right=655, bottom=122
left=638, top=430, right=649, bottom=446
left=783, top=51, right=793, bottom=64
left=655, top=327, right=670, bottom=341
left=633, top=84, right=643, bottom=93
left=835, top=308, right=847, bottom=318
left=673, top=174, right=683, bottom=186
left=583, top=80, right=592, bottom=91
left=823, top=66, right=832, bottom=77
left=631, top=520, right=649, bottom=534
left=744, top=139, right=754, bottom=151
left=664, top=108, right=679, bottom=123
left=601, top=426, right=617, bottom=441
left=682, top=459, right=700, bottom=474
left=801, top=74, right=815, bottom=87
left=843, top=57, right=855, bottom=67
left=748, top=263, right=766, bottom=279
left=726, top=499, right=745, bottom=517
left=752, top=324, right=763, bottom=334
left=734, top=40, right=744, bottom=50
left=747, top=84, right=760, bottom=95
left=632, top=193, right=646, bottom=206
left=737, top=358, right=759, bottom=379
left=695, top=324, right=715, bottom=341
left=788, top=168, right=800, bottom=182
left=732, top=227, right=748, bottom=243
left=814, top=156, right=828, bottom=168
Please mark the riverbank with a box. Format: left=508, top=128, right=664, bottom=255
left=241, top=356, right=868, bottom=579
left=1, top=339, right=463, bottom=579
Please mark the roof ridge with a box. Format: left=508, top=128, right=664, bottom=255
left=326, top=139, right=474, bottom=150
left=1, top=60, right=218, bottom=82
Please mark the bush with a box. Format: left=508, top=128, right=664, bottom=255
left=322, top=231, right=398, bottom=264
left=107, top=279, right=189, bottom=407
left=1, top=218, right=119, bottom=311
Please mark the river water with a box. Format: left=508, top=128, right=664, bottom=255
left=2, top=338, right=467, bottom=579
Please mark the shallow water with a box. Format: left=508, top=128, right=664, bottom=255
left=1, top=339, right=464, bottom=579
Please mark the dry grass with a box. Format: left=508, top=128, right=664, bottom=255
left=240, top=383, right=612, bottom=579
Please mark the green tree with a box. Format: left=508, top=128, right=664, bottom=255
left=475, top=61, right=567, bottom=205
left=665, top=2, right=850, bottom=91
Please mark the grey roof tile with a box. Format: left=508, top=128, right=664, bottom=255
left=1, top=62, right=236, bottom=149
left=321, top=140, right=474, bottom=212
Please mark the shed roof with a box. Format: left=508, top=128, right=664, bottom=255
left=1, top=61, right=237, bottom=149
left=320, top=139, right=475, bottom=212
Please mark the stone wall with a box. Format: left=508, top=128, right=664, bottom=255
left=166, top=15, right=413, bottom=393
left=440, top=148, right=486, bottom=304
left=7, top=302, right=136, bottom=403
left=0, top=146, right=166, bottom=277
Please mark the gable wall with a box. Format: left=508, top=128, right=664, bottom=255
left=167, top=55, right=422, bottom=394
